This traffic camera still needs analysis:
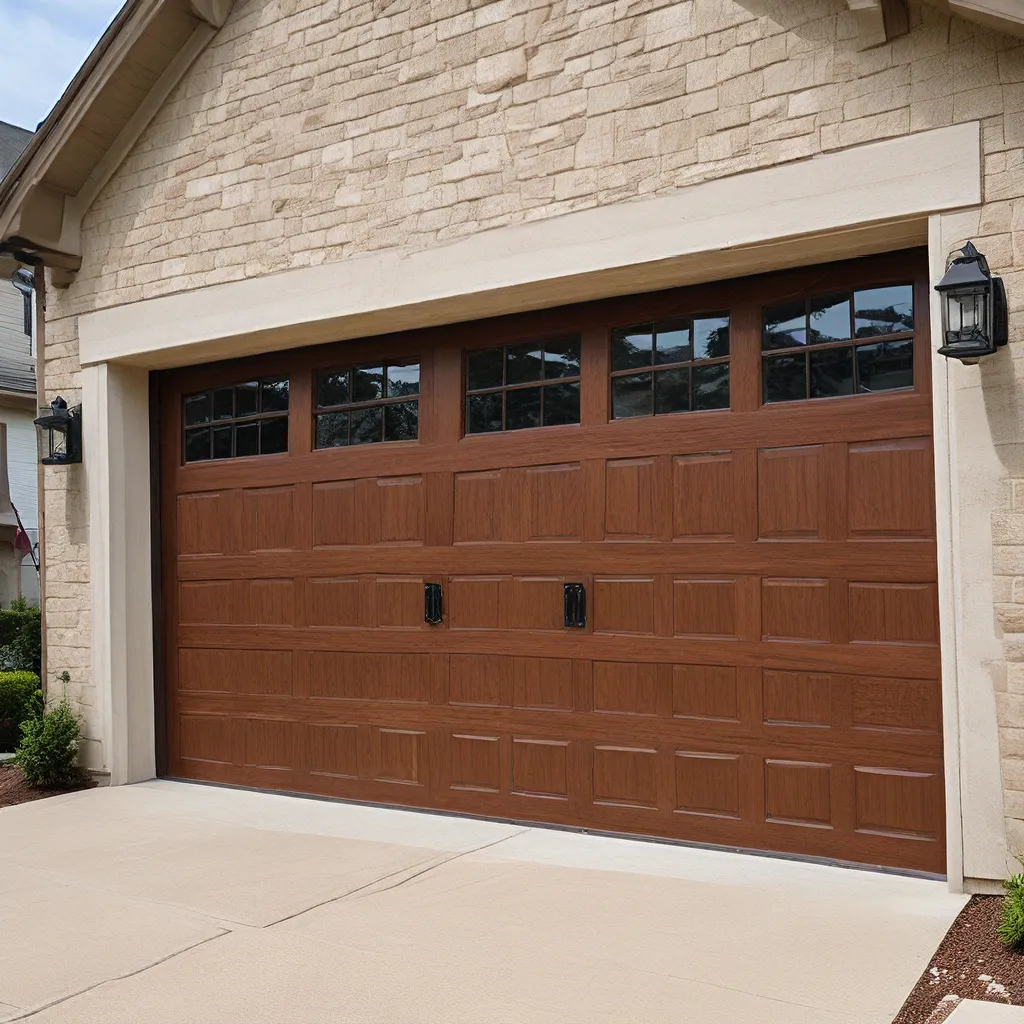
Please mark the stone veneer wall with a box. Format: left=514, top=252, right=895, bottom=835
left=40, top=0, right=1024, bottom=865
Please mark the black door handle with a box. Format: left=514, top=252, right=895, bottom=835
left=564, top=583, right=586, bottom=628
left=424, top=582, right=443, bottom=624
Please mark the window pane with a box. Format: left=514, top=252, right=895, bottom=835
left=235, top=381, right=259, bottom=417
left=506, top=343, right=544, bottom=385
left=655, top=367, right=689, bottom=414
left=542, top=382, right=580, bottom=426
left=506, top=386, right=541, bottom=430
left=212, top=425, right=233, bottom=458
left=543, top=337, right=581, bottom=379
left=184, top=393, right=210, bottom=426
left=350, top=405, right=383, bottom=444
left=316, top=412, right=349, bottom=448
left=612, top=373, right=653, bottom=418
left=235, top=422, right=259, bottom=457
left=262, top=378, right=289, bottom=412
left=387, top=362, right=420, bottom=398
left=384, top=400, right=418, bottom=441
left=694, top=316, right=731, bottom=359
left=467, top=392, right=502, bottom=434
left=317, top=371, right=349, bottom=408
left=763, top=354, right=807, bottom=403
left=612, top=325, right=654, bottom=370
left=854, top=285, right=914, bottom=337
left=808, top=293, right=851, bottom=344
left=809, top=347, right=854, bottom=399
left=693, top=363, right=730, bottom=410
left=260, top=417, right=288, bottom=454
left=654, top=319, right=691, bottom=365
left=856, top=339, right=914, bottom=392
left=213, top=387, right=234, bottom=420
left=184, top=427, right=210, bottom=462
left=763, top=300, right=806, bottom=350
left=467, top=348, right=503, bottom=390
left=352, top=365, right=384, bottom=403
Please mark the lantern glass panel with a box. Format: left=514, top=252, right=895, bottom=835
left=949, top=289, right=986, bottom=334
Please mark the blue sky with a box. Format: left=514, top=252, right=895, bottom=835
left=0, top=0, right=123, bottom=129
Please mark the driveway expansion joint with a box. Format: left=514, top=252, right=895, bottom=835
left=3, top=930, right=231, bottom=1021
left=265, top=827, right=532, bottom=928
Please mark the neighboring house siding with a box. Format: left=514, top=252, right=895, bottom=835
left=5, top=409, right=38, bottom=532
left=4, top=409, right=39, bottom=607
left=35, top=0, right=1024, bottom=874
left=0, top=278, right=28, bottom=357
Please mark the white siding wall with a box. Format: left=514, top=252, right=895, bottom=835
left=2, top=409, right=39, bottom=606
left=0, top=277, right=29, bottom=365
left=0, top=275, right=39, bottom=605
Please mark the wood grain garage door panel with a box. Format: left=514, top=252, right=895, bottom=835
left=161, top=250, right=944, bottom=873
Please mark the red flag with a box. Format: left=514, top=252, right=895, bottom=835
left=13, top=528, right=31, bottom=552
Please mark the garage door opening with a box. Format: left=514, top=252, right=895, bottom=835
left=158, top=248, right=944, bottom=873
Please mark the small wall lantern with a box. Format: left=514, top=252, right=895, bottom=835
left=934, top=240, right=1008, bottom=362
left=34, top=397, right=82, bottom=465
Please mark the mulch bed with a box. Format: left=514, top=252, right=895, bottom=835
left=0, top=762, right=94, bottom=809
left=893, top=895, right=1024, bottom=1023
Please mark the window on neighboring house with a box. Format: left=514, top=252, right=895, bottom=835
left=182, top=377, right=289, bottom=462
left=465, top=336, right=581, bottom=434
left=762, top=284, right=914, bottom=403
left=610, top=314, right=730, bottom=418
left=314, top=360, right=420, bottom=448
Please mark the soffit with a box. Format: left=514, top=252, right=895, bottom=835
left=0, top=0, right=233, bottom=281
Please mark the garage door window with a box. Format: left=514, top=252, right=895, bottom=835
left=762, top=284, right=914, bottom=403
left=315, top=360, right=419, bottom=448
left=465, top=335, right=581, bottom=434
left=610, top=314, right=730, bottom=419
left=183, top=377, right=289, bottom=462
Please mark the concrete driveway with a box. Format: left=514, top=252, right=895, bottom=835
left=0, top=781, right=965, bottom=1023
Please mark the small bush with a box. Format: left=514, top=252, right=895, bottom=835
left=0, top=671, right=41, bottom=752
left=0, top=598, right=41, bottom=675
left=1000, top=866, right=1024, bottom=949
left=15, top=698, right=82, bottom=788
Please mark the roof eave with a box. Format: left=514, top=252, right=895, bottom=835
left=0, top=0, right=234, bottom=285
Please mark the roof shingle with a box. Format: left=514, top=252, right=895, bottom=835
left=0, top=121, right=32, bottom=183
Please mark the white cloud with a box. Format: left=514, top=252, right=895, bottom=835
left=0, top=0, right=124, bottom=129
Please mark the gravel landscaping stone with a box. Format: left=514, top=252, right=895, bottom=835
left=894, top=897, right=1024, bottom=1023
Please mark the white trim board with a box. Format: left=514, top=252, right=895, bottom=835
left=78, top=122, right=981, bottom=370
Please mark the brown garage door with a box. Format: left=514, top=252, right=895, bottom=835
left=159, top=249, right=944, bottom=873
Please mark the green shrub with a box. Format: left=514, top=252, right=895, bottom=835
left=0, top=598, right=41, bottom=675
left=0, top=671, right=41, bottom=752
left=1000, top=866, right=1024, bottom=949
left=15, top=698, right=82, bottom=788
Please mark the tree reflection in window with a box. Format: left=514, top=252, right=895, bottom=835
left=314, top=360, right=420, bottom=447
left=610, top=314, right=730, bottom=419
left=763, top=284, right=914, bottom=402
left=465, top=336, right=581, bottom=434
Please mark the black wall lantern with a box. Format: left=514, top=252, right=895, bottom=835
left=34, top=397, right=82, bottom=465
left=934, top=240, right=1008, bottom=361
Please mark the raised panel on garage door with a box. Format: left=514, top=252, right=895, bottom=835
left=161, top=249, right=943, bottom=874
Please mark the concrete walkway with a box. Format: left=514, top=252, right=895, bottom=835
left=0, top=781, right=966, bottom=1023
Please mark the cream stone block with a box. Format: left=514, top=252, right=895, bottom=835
left=475, top=48, right=526, bottom=92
